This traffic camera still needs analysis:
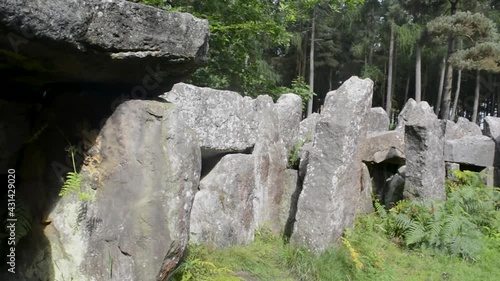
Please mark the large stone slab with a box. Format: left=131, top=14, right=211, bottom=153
left=162, top=83, right=259, bottom=153
left=291, top=76, right=373, bottom=252
left=397, top=98, right=434, bottom=131
left=362, top=131, right=405, bottom=164
left=190, top=154, right=255, bottom=247
left=442, top=118, right=481, bottom=140
left=0, top=0, right=209, bottom=93
left=456, top=117, right=482, bottom=137
left=298, top=113, right=321, bottom=143
left=19, top=100, right=202, bottom=281
left=188, top=92, right=294, bottom=243
left=274, top=94, right=303, bottom=152
left=404, top=104, right=445, bottom=201
left=444, top=136, right=496, bottom=167
left=484, top=116, right=500, bottom=142
left=367, top=107, right=390, bottom=134
left=358, top=163, right=374, bottom=214
left=252, top=96, right=289, bottom=235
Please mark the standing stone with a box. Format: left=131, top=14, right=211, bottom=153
left=359, top=163, right=374, bottom=214
left=397, top=99, right=434, bottom=131
left=367, top=107, right=390, bottom=134
left=190, top=154, right=255, bottom=247
left=456, top=117, right=482, bottom=136
left=33, top=100, right=201, bottom=281
left=291, top=76, right=373, bottom=252
left=404, top=104, right=445, bottom=201
left=252, top=96, right=289, bottom=235
left=298, top=113, right=321, bottom=143
left=274, top=94, right=303, bottom=152
left=385, top=173, right=405, bottom=208
left=484, top=116, right=500, bottom=142
left=282, top=169, right=300, bottom=237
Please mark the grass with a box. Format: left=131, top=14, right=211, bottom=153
left=171, top=213, right=500, bottom=281
left=172, top=171, right=500, bottom=280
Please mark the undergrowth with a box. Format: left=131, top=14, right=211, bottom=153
left=172, top=170, right=500, bottom=280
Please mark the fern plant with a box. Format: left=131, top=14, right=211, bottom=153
left=170, top=244, right=240, bottom=281
left=377, top=170, right=500, bottom=261
left=59, top=145, right=93, bottom=201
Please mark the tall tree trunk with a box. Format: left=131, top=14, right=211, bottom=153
left=436, top=57, right=446, bottom=115
left=423, top=64, right=428, bottom=101
left=404, top=76, right=410, bottom=104
left=451, top=69, right=462, bottom=120
left=472, top=70, right=481, bottom=123
left=301, top=32, right=307, bottom=80
left=386, top=23, right=395, bottom=115
left=307, top=7, right=315, bottom=117
left=415, top=43, right=422, bottom=102
left=392, top=40, right=398, bottom=102
left=328, top=67, right=333, bottom=91
left=439, top=1, right=458, bottom=119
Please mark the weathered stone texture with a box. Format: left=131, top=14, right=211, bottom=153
left=291, top=77, right=373, bottom=252
left=404, top=105, right=445, bottom=201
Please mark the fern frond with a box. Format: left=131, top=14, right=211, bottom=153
left=405, top=221, right=426, bottom=246
left=59, top=171, right=82, bottom=197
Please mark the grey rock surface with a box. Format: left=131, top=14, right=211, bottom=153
left=298, top=113, right=321, bottom=143
left=397, top=99, right=434, bottom=131
left=362, top=131, right=405, bottom=164
left=484, top=116, right=500, bottom=142
left=274, top=94, right=303, bottom=152
left=0, top=0, right=209, bottom=93
left=162, top=83, right=259, bottom=153
left=35, top=100, right=201, bottom=281
left=291, top=76, right=373, bottom=252
left=367, top=107, right=390, bottom=134
left=385, top=173, right=405, bottom=208
left=404, top=105, right=445, bottom=201
left=444, top=136, right=496, bottom=167
left=445, top=162, right=461, bottom=178
left=252, top=95, right=289, bottom=235
left=282, top=169, right=300, bottom=237
left=359, top=163, right=374, bottom=214
left=190, top=154, right=256, bottom=247
left=442, top=118, right=481, bottom=140
left=456, top=117, right=482, bottom=137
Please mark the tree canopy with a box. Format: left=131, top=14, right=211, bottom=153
left=137, top=0, right=500, bottom=123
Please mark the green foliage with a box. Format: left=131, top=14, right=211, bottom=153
left=275, top=76, right=315, bottom=111
left=173, top=202, right=500, bottom=281
left=287, top=139, right=305, bottom=169
left=361, top=64, right=385, bottom=84
left=451, top=41, right=500, bottom=72
left=377, top=170, right=500, bottom=261
left=427, top=11, right=499, bottom=44
left=59, top=146, right=94, bottom=201
left=171, top=248, right=238, bottom=281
